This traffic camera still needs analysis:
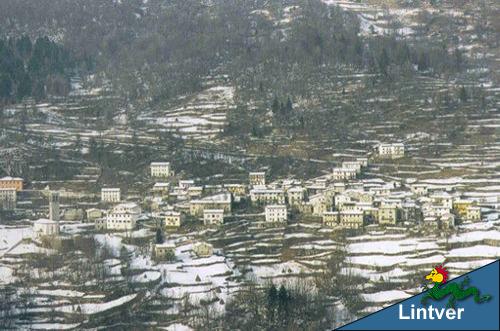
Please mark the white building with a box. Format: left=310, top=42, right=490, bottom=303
left=332, top=168, right=357, bottom=181
left=152, top=182, right=170, bottom=196
left=339, top=210, right=364, bottom=229
left=0, top=188, right=16, bottom=210
left=106, top=202, right=141, bottom=230
left=33, top=219, right=59, bottom=238
left=265, top=204, right=287, bottom=223
left=410, top=184, right=428, bottom=196
left=101, top=188, right=121, bottom=203
left=378, top=143, right=405, bottom=159
left=150, top=162, right=172, bottom=177
left=342, top=161, right=362, bottom=174
left=203, top=209, right=224, bottom=226
left=249, top=172, right=266, bottom=186
left=250, top=188, right=285, bottom=204
left=323, top=211, right=339, bottom=227
left=178, top=180, right=195, bottom=190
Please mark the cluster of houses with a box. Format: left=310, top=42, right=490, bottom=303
left=0, top=142, right=488, bottom=259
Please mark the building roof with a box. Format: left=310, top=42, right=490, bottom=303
left=0, top=176, right=23, bottom=181
left=265, top=204, right=287, bottom=209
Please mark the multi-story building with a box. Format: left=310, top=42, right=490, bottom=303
left=152, top=182, right=170, bottom=197
left=378, top=143, right=405, bottom=159
left=410, top=184, right=428, bottom=196
left=162, top=210, right=183, bottom=228
left=0, top=188, right=16, bottom=210
left=265, top=204, right=287, bottom=223
left=150, top=162, right=172, bottom=177
left=287, top=186, right=305, bottom=206
left=453, top=199, right=473, bottom=218
left=378, top=205, right=398, bottom=224
left=309, top=193, right=330, bottom=216
left=332, top=168, right=357, bottom=181
left=342, top=161, right=362, bottom=174
left=250, top=188, right=285, bottom=204
left=155, top=243, right=176, bottom=260
left=189, top=193, right=232, bottom=217
left=86, top=208, right=103, bottom=222
left=187, top=186, right=204, bottom=198
left=224, top=184, right=247, bottom=198
left=466, top=206, right=481, bottom=222
left=203, top=209, right=224, bottom=226
left=34, top=219, right=60, bottom=238
left=249, top=172, right=266, bottom=186
left=0, top=176, right=23, bottom=191
left=339, top=210, right=364, bottom=229
left=430, top=192, right=453, bottom=209
left=101, top=188, right=121, bottom=203
left=322, top=211, right=339, bottom=227
left=106, top=202, right=141, bottom=230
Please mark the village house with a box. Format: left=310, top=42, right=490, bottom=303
left=400, top=201, right=421, bottom=223
left=430, top=192, right=453, bottom=209
left=178, top=180, right=195, bottom=190
left=193, top=241, right=213, bottom=257
left=95, top=218, right=107, bottom=230
left=189, top=193, right=232, bottom=217
left=250, top=187, right=285, bottom=204
left=152, top=182, right=170, bottom=197
left=249, top=172, right=266, bottom=186
left=333, top=182, right=346, bottom=193
left=309, top=193, right=330, bottom=216
left=203, top=209, right=224, bottom=226
left=356, top=157, right=368, bottom=167
left=161, top=210, right=183, bottom=228
left=106, top=202, right=141, bottom=230
left=440, top=212, right=455, bottom=229
left=265, top=204, right=288, bottom=223
left=377, top=143, right=405, bottom=159
left=332, top=168, right=357, bottom=181
left=0, top=176, right=23, bottom=191
left=453, top=199, right=473, bottom=218
left=338, top=201, right=359, bottom=212
left=342, top=161, right=362, bottom=174
left=187, top=186, right=204, bottom=198
left=345, top=190, right=373, bottom=204
left=322, top=211, right=339, bottom=227
left=334, top=194, right=351, bottom=210
left=154, top=243, right=176, bottom=260
left=101, top=188, right=121, bottom=203
left=150, top=162, right=172, bottom=178
left=410, top=183, right=429, bottom=196
left=86, top=208, right=103, bottom=222
left=466, top=206, right=481, bottom=222
left=339, top=210, right=364, bottom=229
left=0, top=188, right=16, bottom=210
left=224, top=184, right=247, bottom=199
left=378, top=205, right=398, bottom=224
left=287, top=186, right=305, bottom=206
left=369, top=185, right=392, bottom=196
left=34, top=219, right=60, bottom=238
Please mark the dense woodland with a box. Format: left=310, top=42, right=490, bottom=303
left=0, top=0, right=482, bottom=106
